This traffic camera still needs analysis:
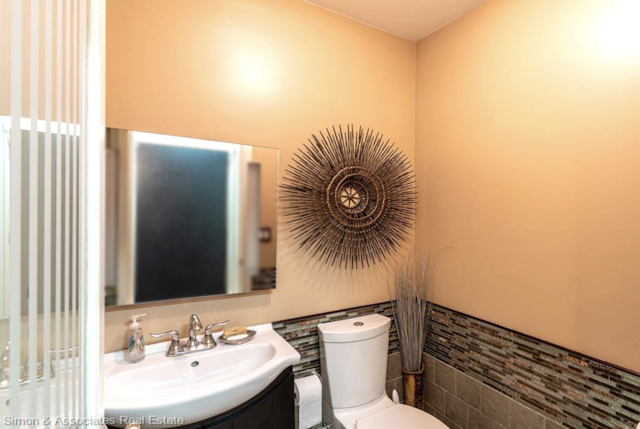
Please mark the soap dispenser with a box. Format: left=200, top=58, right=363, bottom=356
left=126, top=314, right=146, bottom=363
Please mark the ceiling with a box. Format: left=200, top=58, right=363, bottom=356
left=305, top=0, right=487, bottom=42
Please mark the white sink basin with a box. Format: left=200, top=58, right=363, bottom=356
left=104, top=323, right=300, bottom=428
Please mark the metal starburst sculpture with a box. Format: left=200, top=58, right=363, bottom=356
left=280, top=125, right=417, bottom=269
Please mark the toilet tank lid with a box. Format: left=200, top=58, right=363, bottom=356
left=318, top=314, right=391, bottom=343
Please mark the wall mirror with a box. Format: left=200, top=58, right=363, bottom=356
left=105, top=129, right=279, bottom=308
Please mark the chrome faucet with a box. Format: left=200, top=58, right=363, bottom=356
left=151, top=314, right=228, bottom=357
left=185, top=314, right=203, bottom=350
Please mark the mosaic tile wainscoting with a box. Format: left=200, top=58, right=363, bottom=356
left=423, top=352, right=567, bottom=429
left=425, top=304, right=640, bottom=429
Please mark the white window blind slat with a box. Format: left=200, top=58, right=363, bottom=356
left=71, top=0, right=79, bottom=419
left=63, top=0, right=72, bottom=420
left=43, top=0, right=54, bottom=419
left=55, top=0, right=64, bottom=421
left=9, top=0, right=23, bottom=421
left=27, top=0, right=41, bottom=424
left=82, top=2, right=105, bottom=424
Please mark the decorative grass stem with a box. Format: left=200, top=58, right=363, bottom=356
left=390, top=255, right=432, bottom=409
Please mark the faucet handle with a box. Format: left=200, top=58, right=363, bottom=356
left=201, top=321, right=229, bottom=349
left=150, top=330, right=180, bottom=341
left=150, top=330, right=183, bottom=357
left=205, top=320, right=229, bottom=335
left=202, top=325, right=215, bottom=348
left=204, top=324, right=214, bottom=336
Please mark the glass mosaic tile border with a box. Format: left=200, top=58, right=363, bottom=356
left=425, top=304, right=640, bottom=429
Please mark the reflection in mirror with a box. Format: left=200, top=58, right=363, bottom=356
left=105, top=129, right=278, bottom=308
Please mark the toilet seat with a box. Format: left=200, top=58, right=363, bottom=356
left=356, top=404, right=449, bottom=429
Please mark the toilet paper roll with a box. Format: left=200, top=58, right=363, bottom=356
left=294, top=374, right=322, bottom=429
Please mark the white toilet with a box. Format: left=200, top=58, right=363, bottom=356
left=318, top=314, right=449, bottom=429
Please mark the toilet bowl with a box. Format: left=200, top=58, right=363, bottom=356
left=318, top=314, right=448, bottom=429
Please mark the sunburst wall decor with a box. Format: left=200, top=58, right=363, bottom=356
left=280, top=125, right=417, bottom=269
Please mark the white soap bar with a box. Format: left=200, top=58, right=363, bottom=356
left=227, top=333, right=248, bottom=341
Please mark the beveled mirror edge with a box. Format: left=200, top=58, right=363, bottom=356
left=104, top=288, right=274, bottom=313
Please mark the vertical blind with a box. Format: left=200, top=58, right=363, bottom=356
left=0, top=0, right=104, bottom=427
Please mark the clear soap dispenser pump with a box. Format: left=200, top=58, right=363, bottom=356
left=126, top=314, right=146, bottom=363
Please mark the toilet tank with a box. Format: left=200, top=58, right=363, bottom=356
left=318, top=314, right=391, bottom=409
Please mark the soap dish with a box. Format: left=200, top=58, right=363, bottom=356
left=218, top=330, right=256, bottom=345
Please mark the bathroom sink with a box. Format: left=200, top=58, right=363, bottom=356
left=104, top=323, right=300, bottom=428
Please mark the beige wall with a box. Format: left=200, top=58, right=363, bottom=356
left=0, top=1, right=76, bottom=120
left=106, top=0, right=640, bottom=372
left=415, top=0, right=640, bottom=372
left=105, top=0, right=415, bottom=351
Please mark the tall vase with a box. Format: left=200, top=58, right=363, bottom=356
left=403, top=362, right=425, bottom=409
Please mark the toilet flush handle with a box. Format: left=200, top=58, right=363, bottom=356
left=392, top=389, right=400, bottom=404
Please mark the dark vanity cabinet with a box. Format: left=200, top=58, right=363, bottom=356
left=184, top=367, right=295, bottom=429
left=106, top=367, right=294, bottom=429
